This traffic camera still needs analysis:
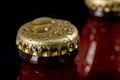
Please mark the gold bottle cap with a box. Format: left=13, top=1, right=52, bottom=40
left=85, top=0, right=120, bottom=12
left=16, top=17, right=79, bottom=57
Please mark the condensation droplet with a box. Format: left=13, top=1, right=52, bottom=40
left=68, top=28, right=72, bottom=31
left=54, top=31, right=57, bottom=34
left=75, top=44, right=78, bottom=48
left=59, top=32, right=62, bottom=35
left=101, top=28, right=106, bottom=32
left=44, top=27, right=49, bottom=31
left=69, top=43, right=74, bottom=48
left=110, top=55, right=115, bottom=60
left=92, top=28, right=96, bottom=34
left=64, top=28, right=68, bottom=31
left=85, top=65, right=91, bottom=75
left=118, top=67, right=120, bottom=72
left=68, top=31, right=73, bottom=35
left=51, top=20, right=55, bottom=23
left=115, top=46, right=120, bottom=51
left=90, top=34, right=94, bottom=41
left=54, top=31, right=62, bottom=35
left=35, top=71, right=39, bottom=74
left=64, top=21, right=70, bottom=25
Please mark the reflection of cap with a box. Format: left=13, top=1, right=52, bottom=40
left=85, top=0, right=120, bottom=12
left=16, top=17, right=79, bottom=57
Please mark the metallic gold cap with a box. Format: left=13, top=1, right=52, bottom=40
left=16, top=17, right=79, bottom=57
left=85, top=0, right=120, bottom=12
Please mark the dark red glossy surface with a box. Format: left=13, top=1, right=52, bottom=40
left=17, top=50, right=80, bottom=80
left=75, top=12, right=120, bottom=80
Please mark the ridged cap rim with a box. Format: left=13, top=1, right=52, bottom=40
left=85, top=0, right=120, bottom=12
left=16, top=17, right=80, bottom=57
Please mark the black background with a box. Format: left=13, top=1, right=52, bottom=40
left=0, top=0, right=89, bottom=80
